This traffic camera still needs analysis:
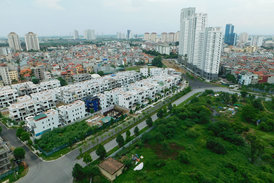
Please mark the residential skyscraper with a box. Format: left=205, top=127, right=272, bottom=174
left=127, top=30, right=131, bottom=40
left=203, top=27, right=223, bottom=77
left=179, top=7, right=223, bottom=80
left=174, top=31, right=180, bottom=42
left=168, top=32, right=175, bottom=42
left=251, top=36, right=264, bottom=47
left=25, top=32, right=40, bottom=51
left=150, top=32, right=157, bottom=42
left=179, top=7, right=196, bottom=56
left=144, top=32, right=150, bottom=41
left=84, top=29, right=96, bottom=40
left=239, top=32, right=248, bottom=44
left=74, top=30, right=79, bottom=40
left=8, top=32, right=21, bottom=51
left=224, top=24, right=236, bottom=45
left=161, top=32, right=168, bottom=42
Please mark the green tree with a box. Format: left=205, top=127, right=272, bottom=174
left=240, top=91, right=248, bottom=98
left=177, top=151, right=190, bottom=164
left=231, top=94, right=238, bottom=104
left=242, top=105, right=257, bottom=124
left=246, top=134, right=264, bottom=163
left=146, top=116, right=153, bottom=127
left=13, top=147, right=25, bottom=160
left=226, top=74, right=237, bottom=83
left=0, top=126, right=2, bottom=135
left=126, top=130, right=131, bottom=142
left=206, top=138, right=227, bottom=154
left=168, top=103, right=173, bottom=112
left=152, top=56, right=163, bottom=67
left=96, top=144, right=106, bottom=160
left=32, top=77, right=39, bottom=84
left=134, top=126, right=139, bottom=137
left=72, top=163, right=85, bottom=181
left=20, top=132, right=30, bottom=141
left=57, top=77, right=68, bottom=86
left=157, top=109, right=164, bottom=118
left=116, top=134, right=125, bottom=147
left=97, top=71, right=104, bottom=76
left=16, top=128, right=24, bottom=138
left=27, top=139, right=33, bottom=146
left=83, top=153, right=92, bottom=164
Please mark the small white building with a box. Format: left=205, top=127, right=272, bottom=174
left=26, top=109, right=60, bottom=138
left=140, top=68, right=149, bottom=77
left=58, top=100, right=86, bottom=124
left=239, top=73, right=258, bottom=85
left=0, top=88, right=18, bottom=108
left=9, top=95, right=42, bottom=121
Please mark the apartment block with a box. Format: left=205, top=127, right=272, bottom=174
left=26, top=109, right=60, bottom=137
left=58, top=100, right=86, bottom=124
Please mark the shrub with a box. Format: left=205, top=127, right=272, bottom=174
left=258, top=120, right=274, bottom=132
left=177, top=151, right=190, bottom=164
left=185, top=128, right=200, bottom=138
left=206, top=138, right=227, bottom=154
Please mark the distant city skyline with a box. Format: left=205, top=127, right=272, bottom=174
left=0, top=0, right=274, bottom=37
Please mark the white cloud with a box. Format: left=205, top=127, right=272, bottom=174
left=35, top=0, right=64, bottom=10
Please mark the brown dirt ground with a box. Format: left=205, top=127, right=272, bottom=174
left=162, top=60, right=186, bottom=74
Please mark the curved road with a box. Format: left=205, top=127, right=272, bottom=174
left=18, top=86, right=236, bottom=183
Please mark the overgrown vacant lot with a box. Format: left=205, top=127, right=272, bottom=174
left=36, top=121, right=93, bottom=152
left=115, top=91, right=274, bottom=183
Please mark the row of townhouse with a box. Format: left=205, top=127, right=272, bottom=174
left=0, top=80, right=60, bottom=109
left=8, top=89, right=58, bottom=121
left=98, top=72, right=181, bottom=110
left=26, top=100, right=86, bottom=137
left=140, top=67, right=177, bottom=77
left=7, top=71, right=141, bottom=121
left=9, top=79, right=60, bottom=96
left=59, top=71, right=142, bottom=104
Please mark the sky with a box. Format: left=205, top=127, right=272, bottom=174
left=0, top=0, right=273, bottom=37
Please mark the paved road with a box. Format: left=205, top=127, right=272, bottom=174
left=18, top=86, right=236, bottom=183
left=0, top=123, right=41, bottom=167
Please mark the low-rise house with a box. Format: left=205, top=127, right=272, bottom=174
left=9, top=95, right=42, bottom=121
left=58, top=100, right=86, bottom=124
left=98, top=158, right=124, bottom=181
left=26, top=109, right=60, bottom=138
left=0, top=88, right=18, bottom=108
left=0, top=137, right=11, bottom=174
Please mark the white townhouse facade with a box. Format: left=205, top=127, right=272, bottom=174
left=9, top=96, right=42, bottom=121
left=59, top=71, right=142, bottom=104
left=58, top=100, right=86, bottom=124
left=140, top=68, right=149, bottom=77
left=10, top=79, right=60, bottom=96
left=30, top=89, right=57, bottom=111
left=0, top=88, right=18, bottom=108
left=26, top=109, right=60, bottom=138
left=98, top=69, right=181, bottom=110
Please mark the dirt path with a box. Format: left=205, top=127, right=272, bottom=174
left=162, top=60, right=186, bottom=73
left=261, top=101, right=273, bottom=114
